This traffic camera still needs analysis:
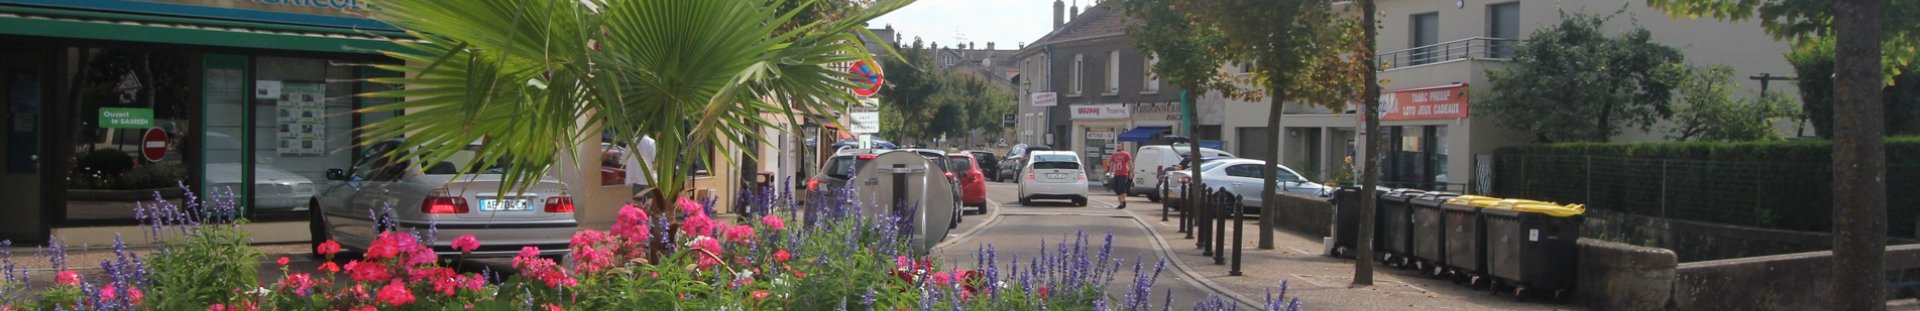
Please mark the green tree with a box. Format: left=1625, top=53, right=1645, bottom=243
left=1120, top=0, right=1240, bottom=230
left=360, top=0, right=909, bottom=216
left=1787, top=38, right=1920, bottom=138
left=1666, top=65, right=1801, bottom=141
left=1645, top=0, right=1903, bottom=307
left=879, top=38, right=941, bottom=143
left=1167, top=0, right=1369, bottom=262
left=1477, top=13, right=1687, bottom=143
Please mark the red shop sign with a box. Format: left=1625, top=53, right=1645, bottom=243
left=1375, top=83, right=1468, bottom=121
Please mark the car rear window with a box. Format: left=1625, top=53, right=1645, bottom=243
left=1031, top=154, right=1076, bottom=163
left=1032, top=161, right=1079, bottom=170
left=948, top=157, right=974, bottom=171
left=825, top=156, right=869, bottom=179
left=421, top=145, right=510, bottom=174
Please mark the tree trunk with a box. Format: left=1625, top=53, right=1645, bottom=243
left=1595, top=100, right=1613, bottom=142
left=1831, top=0, right=1886, bottom=308
left=1185, top=90, right=1206, bottom=244
left=1352, top=0, right=1381, bottom=287
left=1259, top=84, right=1285, bottom=250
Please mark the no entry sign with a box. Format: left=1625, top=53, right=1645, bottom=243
left=141, top=128, right=168, bottom=162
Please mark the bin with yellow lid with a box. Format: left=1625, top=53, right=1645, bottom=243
left=1407, top=191, right=1462, bottom=273
left=1481, top=200, right=1584, bottom=299
left=1437, top=195, right=1497, bottom=284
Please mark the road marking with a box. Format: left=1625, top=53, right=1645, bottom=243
left=932, top=198, right=1005, bottom=251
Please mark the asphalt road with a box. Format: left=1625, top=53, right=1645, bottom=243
left=930, top=181, right=1230, bottom=309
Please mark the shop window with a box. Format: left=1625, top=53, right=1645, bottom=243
left=249, top=57, right=356, bottom=217
left=66, top=48, right=194, bottom=223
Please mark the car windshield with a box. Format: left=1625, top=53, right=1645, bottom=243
left=421, top=145, right=510, bottom=175
left=825, top=156, right=868, bottom=179
left=1273, top=167, right=1305, bottom=182
left=948, top=157, right=974, bottom=171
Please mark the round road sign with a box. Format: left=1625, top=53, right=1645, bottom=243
left=850, top=60, right=883, bottom=97
left=141, top=128, right=168, bottom=162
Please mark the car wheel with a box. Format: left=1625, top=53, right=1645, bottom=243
left=954, top=204, right=965, bottom=225
left=308, top=200, right=332, bottom=259
left=1073, top=198, right=1087, bottom=207
left=1147, top=185, right=1163, bottom=202
left=1020, top=196, right=1032, bottom=205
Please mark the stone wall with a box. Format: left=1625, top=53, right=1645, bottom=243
left=1583, top=209, right=1918, bottom=262
left=1574, top=239, right=1677, bottom=311
left=1270, top=192, right=1333, bottom=237
left=1672, top=244, right=1920, bottom=310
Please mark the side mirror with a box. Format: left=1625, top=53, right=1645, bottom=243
left=325, top=168, right=347, bottom=181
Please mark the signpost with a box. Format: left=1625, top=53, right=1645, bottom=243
left=141, top=128, right=168, bottom=162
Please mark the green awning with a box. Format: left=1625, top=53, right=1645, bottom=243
left=0, top=7, right=402, bottom=54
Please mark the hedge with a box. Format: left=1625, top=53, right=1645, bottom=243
left=1491, top=136, right=1920, bottom=236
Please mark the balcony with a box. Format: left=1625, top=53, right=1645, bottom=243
left=1377, top=37, right=1516, bottom=71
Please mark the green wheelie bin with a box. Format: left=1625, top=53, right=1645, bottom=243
left=1482, top=200, right=1586, bottom=299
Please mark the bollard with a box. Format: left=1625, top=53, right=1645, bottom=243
left=1230, top=192, right=1245, bottom=276
left=1180, top=180, right=1192, bottom=237
left=1213, top=187, right=1227, bottom=265
left=1197, top=183, right=1212, bottom=254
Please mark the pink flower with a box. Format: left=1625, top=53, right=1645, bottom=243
left=451, top=234, right=480, bottom=254
left=207, top=304, right=227, bottom=311
left=54, top=270, right=79, bottom=286
left=613, top=204, right=651, bottom=242
left=690, top=237, right=723, bottom=270
left=463, top=274, right=486, bottom=291
left=281, top=273, right=314, bottom=296
left=99, top=285, right=116, bottom=301
left=405, top=246, right=438, bottom=266
left=930, top=271, right=953, bottom=287
left=751, top=290, right=771, bottom=300
left=894, top=256, right=912, bottom=271
left=350, top=307, right=375, bottom=311
left=725, top=224, right=756, bottom=244
left=430, top=272, right=459, bottom=296
left=128, top=287, right=144, bottom=305
left=773, top=249, right=791, bottom=264
left=317, top=240, right=342, bottom=256
left=366, top=231, right=417, bottom=260
left=1038, top=287, right=1051, bottom=298
left=759, top=214, right=785, bottom=231
left=572, top=245, right=613, bottom=274
left=318, top=262, right=340, bottom=273
left=345, top=260, right=391, bottom=283
left=677, top=197, right=705, bottom=215
left=681, top=211, right=714, bottom=237
left=570, top=230, right=607, bottom=249
left=544, top=303, right=564, bottom=311
left=276, top=256, right=290, bottom=266
left=377, top=281, right=416, bottom=306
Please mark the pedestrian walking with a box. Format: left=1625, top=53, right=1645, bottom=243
left=1107, top=145, right=1133, bottom=209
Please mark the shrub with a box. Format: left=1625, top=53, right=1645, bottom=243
left=138, top=185, right=258, bottom=310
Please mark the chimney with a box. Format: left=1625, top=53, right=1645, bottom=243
left=1053, top=0, right=1065, bottom=29
left=1070, top=0, right=1079, bottom=21
left=988, top=42, right=996, bottom=50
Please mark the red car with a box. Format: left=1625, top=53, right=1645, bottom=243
left=947, top=153, right=989, bottom=213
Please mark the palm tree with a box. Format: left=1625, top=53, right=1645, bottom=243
left=357, top=0, right=908, bottom=216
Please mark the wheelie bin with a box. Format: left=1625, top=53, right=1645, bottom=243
left=1407, top=191, right=1462, bottom=274
left=1483, top=200, right=1586, bottom=299
left=1331, top=186, right=1386, bottom=258
left=1376, top=189, right=1426, bottom=267
left=1440, top=195, right=1502, bottom=285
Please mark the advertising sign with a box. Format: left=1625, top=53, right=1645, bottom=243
left=1031, top=92, right=1057, bottom=107
left=849, top=106, right=880, bottom=134
left=99, top=107, right=153, bottom=129
left=1376, top=83, right=1469, bottom=121
left=1069, top=104, right=1129, bottom=120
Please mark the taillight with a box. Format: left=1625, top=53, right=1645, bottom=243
left=946, top=172, right=956, bottom=182
left=807, top=178, right=820, bottom=191
left=422, top=191, right=469, bottom=214
left=1181, top=176, right=1192, bottom=184
left=1076, top=172, right=1087, bottom=180
left=856, top=154, right=877, bottom=160
left=1026, top=172, right=1035, bottom=180
left=544, top=195, right=575, bottom=213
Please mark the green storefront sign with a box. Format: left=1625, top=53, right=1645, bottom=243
left=99, top=107, right=153, bottom=129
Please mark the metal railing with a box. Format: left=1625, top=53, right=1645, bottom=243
left=1376, top=37, right=1517, bottom=70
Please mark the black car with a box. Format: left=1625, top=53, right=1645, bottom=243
left=964, top=150, right=999, bottom=182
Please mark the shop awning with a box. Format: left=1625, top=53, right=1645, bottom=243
left=0, top=5, right=403, bottom=54
left=1117, top=127, right=1170, bottom=142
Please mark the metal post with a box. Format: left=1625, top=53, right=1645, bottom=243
left=1230, top=193, right=1244, bottom=276
left=1199, top=183, right=1212, bottom=254
left=1180, top=183, right=1191, bottom=236
left=1213, top=188, right=1227, bottom=265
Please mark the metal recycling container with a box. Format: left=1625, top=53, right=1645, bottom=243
left=1376, top=189, right=1426, bottom=264
left=1483, top=200, right=1586, bottom=295
left=1331, top=187, right=1386, bottom=258
left=1440, top=195, right=1503, bottom=278
left=1408, top=192, right=1463, bottom=269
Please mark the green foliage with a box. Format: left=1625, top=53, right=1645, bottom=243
left=1492, top=136, right=1920, bottom=235
left=1168, top=0, right=1367, bottom=109
left=147, top=221, right=263, bottom=310
left=1478, top=13, right=1687, bottom=143
left=76, top=149, right=134, bottom=176
left=1118, top=0, right=1236, bottom=95
left=880, top=38, right=940, bottom=142
left=360, top=0, right=911, bottom=212
left=1787, top=37, right=1920, bottom=138
left=1646, top=0, right=1919, bottom=82
left=878, top=41, right=1016, bottom=143
left=1666, top=65, right=1801, bottom=141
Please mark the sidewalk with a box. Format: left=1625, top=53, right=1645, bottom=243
left=1125, top=208, right=1576, bottom=310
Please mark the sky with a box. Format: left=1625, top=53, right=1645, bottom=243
left=869, top=0, right=1062, bottom=51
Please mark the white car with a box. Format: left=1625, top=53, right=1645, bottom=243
left=1164, top=159, right=1332, bottom=213
left=310, top=140, right=576, bottom=258
left=1128, top=145, right=1233, bottom=202
left=1017, top=151, right=1088, bottom=206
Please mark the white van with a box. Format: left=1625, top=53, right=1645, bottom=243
left=1128, top=145, right=1233, bottom=201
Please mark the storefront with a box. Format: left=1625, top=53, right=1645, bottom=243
left=1069, top=103, right=1128, bottom=180
left=0, top=0, right=402, bottom=244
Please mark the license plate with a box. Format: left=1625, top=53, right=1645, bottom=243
left=479, top=198, right=530, bottom=211
left=1046, top=173, right=1066, bottom=179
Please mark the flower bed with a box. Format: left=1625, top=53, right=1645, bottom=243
left=0, top=185, right=1304, bottom=310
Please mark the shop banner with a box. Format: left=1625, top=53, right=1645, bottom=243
left=1378, top=83, right=1468, bottom=121
left=1031, top=92, right=1057, bottom=107
left=1070, top=104, right=1129, bottom=120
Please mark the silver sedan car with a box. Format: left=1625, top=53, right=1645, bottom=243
left=309, top=140, right=576, bottom=258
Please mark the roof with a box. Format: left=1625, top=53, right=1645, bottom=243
left=1016, top=1, right=1136, bottom=57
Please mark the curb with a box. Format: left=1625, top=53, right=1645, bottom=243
left=932, top=196, right=1006, bottom=252
left=1090, top=196, right=1263, bottom=309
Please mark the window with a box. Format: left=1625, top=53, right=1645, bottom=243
left=1144, top=53, right=1161, bottom=93
left=1105, top=50, right=1119, bottom=95
left=1487, top=2, right=1520, bottom=58
left=1225, top=164, right=1262, bottom=178
left=948, top=157, right=974, bottom=171
left=1071, top=54, right=1083, bottom=95
left=1410, top=12, right=1440, bottom=65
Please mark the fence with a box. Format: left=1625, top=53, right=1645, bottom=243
left=1490, top=154, right=1920, bottom=237
left=1376, top=37, right=1516, bottom=70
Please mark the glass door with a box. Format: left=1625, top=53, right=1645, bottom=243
left=0, top=47, right=46, bottom=240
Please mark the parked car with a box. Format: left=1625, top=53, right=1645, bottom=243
left=996, top=154, right=1023, bottom=182
left=1129, top=145, right=1233, bottom=202
left=964, top=150, right=999, bottom=183
left=310, top=140, right=576, bottom=259
left=1017, top=151, right=1088, bottom=206
left=204, top=133, right=315, bottom=212
left=1163, top=158, right=1331, bottom=214
left=948, top=153, right=988, bottom=213
left=900, top=149, right=966, bottom=226
left=1159, top=156, right=1235, bottom=208
left=807, top=148, right=883, bottom=196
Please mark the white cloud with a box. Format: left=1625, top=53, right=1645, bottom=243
left=870, top=0, right=1057, bottom=50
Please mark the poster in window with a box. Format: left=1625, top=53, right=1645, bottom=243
left=276, top=82, right=327, bottom=155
